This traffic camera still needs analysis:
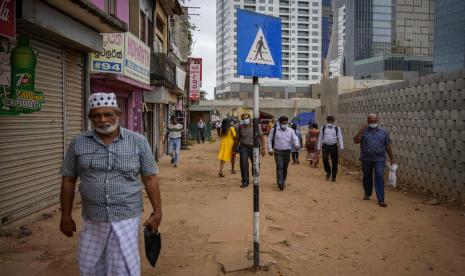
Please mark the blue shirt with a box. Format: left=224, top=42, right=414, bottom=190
left=360, top=127, right=391, bottom=162
left=60, top=127, right=158, bottom=222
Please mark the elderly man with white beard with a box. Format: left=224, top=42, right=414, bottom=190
left=59, top=92, right=162, bottom=276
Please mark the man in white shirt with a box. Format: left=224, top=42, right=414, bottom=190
left=267, top=116, right=300, bottom=190
left=197, top=119, right=205, bottom=143
left=164, top=115, right=183, bottom=167
left=317, top=115, right=344, bottom=182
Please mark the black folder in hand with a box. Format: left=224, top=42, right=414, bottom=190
left=144, top=226, right=161, bottom=267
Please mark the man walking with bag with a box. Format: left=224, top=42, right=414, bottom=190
left=317, top=115, right=344, bottom=182
left=353, top=114, right=394, bottom=207
left=267, top=116, right=300, bottom=190
left=60, top=93, right=162, bottom=275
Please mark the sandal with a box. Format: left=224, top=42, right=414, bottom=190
left=219, top=172, right=225, bottom=177
left=231, top=170, right=236, bottom=174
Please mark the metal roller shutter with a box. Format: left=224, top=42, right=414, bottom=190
left=0, top=38, right=66, bottom=225
left=65, top=49, right=84, bottom=147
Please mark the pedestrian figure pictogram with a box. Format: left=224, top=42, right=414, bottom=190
left=246, top=28, right=275, bottom=65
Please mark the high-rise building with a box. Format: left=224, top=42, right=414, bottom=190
left=433, top=0, right=465, bottom=72
left=215, top=0, right=322, bottom=100
left=321, top=0, right=333, bottom=78
left=343, top=0, right=434, bottom=79
left=328, top=0, right=346, bottom=77
left=321, top=0, right=332, bottom=58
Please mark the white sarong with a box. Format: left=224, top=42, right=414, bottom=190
left=78, top=216, right=141, bottom=276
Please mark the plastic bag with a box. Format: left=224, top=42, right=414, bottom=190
left=388, top=163, right=398, bottom=188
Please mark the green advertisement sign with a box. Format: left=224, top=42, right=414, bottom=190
left=0, top=36, right=45, bottom=116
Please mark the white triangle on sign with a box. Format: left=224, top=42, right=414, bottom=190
left=245, top=28, right=275, bottom=65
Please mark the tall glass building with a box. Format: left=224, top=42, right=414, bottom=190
left=343, top=0, right=434, bottom=79
left=433, top=0, right=465, bottom=72
left=328, top=0, right=346, bottom=77
left=321, top=0, right=333, bottom=58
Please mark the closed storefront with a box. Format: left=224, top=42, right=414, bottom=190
left=0, top=35, right=83, bottom=225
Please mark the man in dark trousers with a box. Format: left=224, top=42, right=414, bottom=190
left=235, top=113, right=266, bottom=188
left=317, top=115, right=344, bottom=182
left=353, top=114, right=394, bottom=207
left=267, top=116, right=300, bottom=190
left=197, top=118, right=205, bottom=143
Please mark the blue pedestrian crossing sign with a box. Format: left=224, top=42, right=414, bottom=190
left=237, top=9, right=282, bottom=78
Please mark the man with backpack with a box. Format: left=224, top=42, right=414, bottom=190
left=235, top=113, right=266, bottom=188
left=267, top=116, right=300, bottom=190
left=317, top=115, right=344, bottom=182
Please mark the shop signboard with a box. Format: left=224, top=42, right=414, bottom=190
left=0, top=36, right=45, bottom=116
left=124, top=32, right=150, bottom=85
left=188, top=58, right=202, bottom=101
left=0, top=0, right=15, bottom=39
left=90, top=33, right=124, bottom=74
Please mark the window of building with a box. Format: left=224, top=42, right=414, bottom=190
left=259, top=6, right=266, bottom=11
left=105, top=0, right=117, bottom=16
left=140, top=11, right=146, bottom=43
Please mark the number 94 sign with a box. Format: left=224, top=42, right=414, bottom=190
left=90, top=33, right=124, bottom=74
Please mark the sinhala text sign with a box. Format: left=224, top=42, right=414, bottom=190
left=90, top=33, right=124, bottom=73
left=189, top=58, right=202, bottom=101
left=90, top=32, right=150, bottom=85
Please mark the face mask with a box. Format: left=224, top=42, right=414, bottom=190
left=327, top=123, right=334, bottom=127
left=280, top=124, right=288, bottom=130
left=368, top=123, right=378, bottom=129
left=242, top=119, right=250, bottom=125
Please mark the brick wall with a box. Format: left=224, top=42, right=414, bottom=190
left=337, top=70, right=465, bottom=201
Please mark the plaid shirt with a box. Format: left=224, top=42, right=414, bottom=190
left=60, top=127, right=158, bottom=222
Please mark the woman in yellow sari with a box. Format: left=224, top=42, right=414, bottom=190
left=218, top=118, right=237, bottom=177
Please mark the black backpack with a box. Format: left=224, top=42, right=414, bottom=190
left=271, top=124, right=278, bottom=149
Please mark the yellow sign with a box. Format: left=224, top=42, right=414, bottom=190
left=90, top=33, right=124, bottom=74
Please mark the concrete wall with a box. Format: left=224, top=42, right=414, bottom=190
left=336, top=70, right=465, bottom=201
left=198, top=98, right=321, bottom=119
left=318, top=77, right=401, bottom=126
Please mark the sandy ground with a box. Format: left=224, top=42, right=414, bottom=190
left=1, top=139, right=465, bottom=276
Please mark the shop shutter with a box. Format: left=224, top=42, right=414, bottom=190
left=65, top=49, right=84, bottom=146
left=0, top=38, right=65, bottom=225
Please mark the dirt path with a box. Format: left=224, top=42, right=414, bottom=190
left=1, top=140, right=465, bottom=276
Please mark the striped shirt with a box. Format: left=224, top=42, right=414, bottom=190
left=167, top=123, right=183, bottom=139
left=60, top=127, right=158, bottom=222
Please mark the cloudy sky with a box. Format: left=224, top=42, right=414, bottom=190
left=187, top=0, right=216, bottom=99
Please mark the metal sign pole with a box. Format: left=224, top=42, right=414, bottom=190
left=252, top=76, right=260, bottom=270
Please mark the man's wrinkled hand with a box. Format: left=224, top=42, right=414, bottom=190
left=144, top=212, right=162, bottom=231
left=261, top=149, right=266, bottom=157
left=268, top=151, right=273, bottom=156
left=60, top=216, right=76, bottom=237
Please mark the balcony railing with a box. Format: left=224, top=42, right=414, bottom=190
left=150, top=52, right=176, bottom=88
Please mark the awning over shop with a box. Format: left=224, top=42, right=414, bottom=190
left=144, top=86, right=178, bottom=104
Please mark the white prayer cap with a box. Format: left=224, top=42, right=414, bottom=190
left=89, top=92, right=118, bottom=109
